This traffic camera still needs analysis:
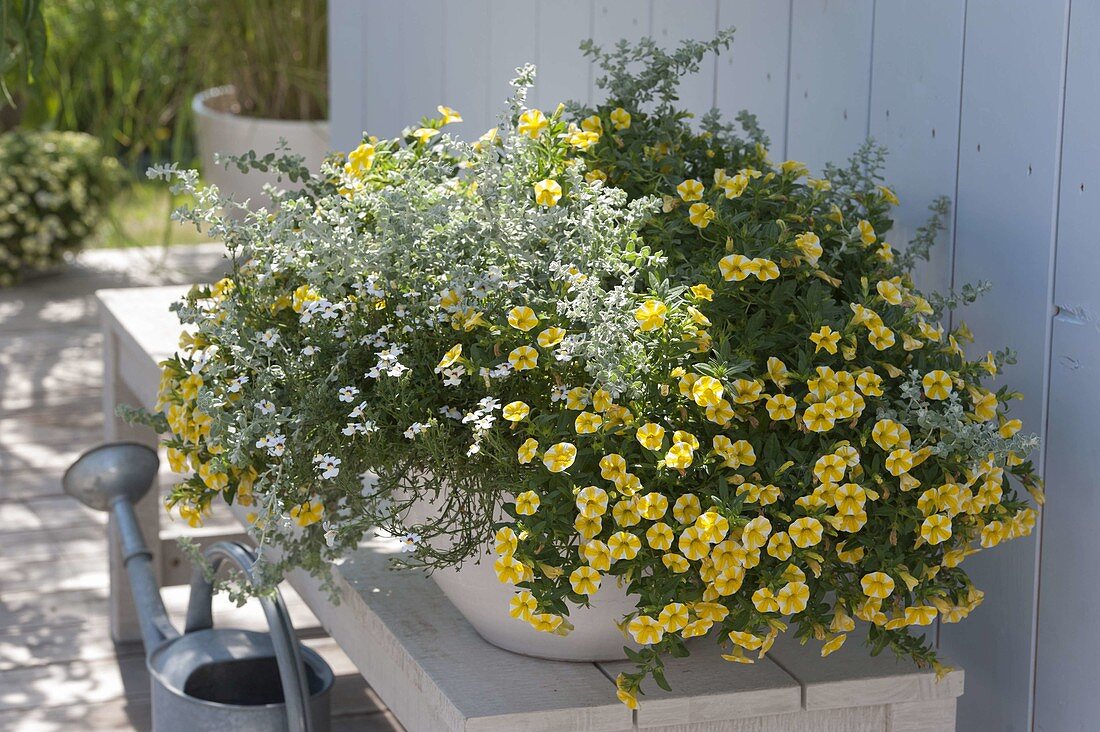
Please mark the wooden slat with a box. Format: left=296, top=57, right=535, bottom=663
left=651, top=0, right=719, bottom=122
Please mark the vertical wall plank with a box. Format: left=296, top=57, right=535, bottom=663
left=940, top=2, right=1069, bottom=731
left=714, top=1, right=792, bottom=157
left=868, top=2, right=966, bottom=295
left=399, top=1, right=446, bottom=126
left=362, top=2, right=406, bottom=139
left=442, top=0, right=491, bottom=136
left=488, top=3, right=540, bottom=113
left=651, top=0, right=719, bottom=121
left=785, top=0, right=875, bottom=174
left=1033, top=1, right=1100, bottom=728
left=536, top=0, right=596, bottom=110
left=591, top=0, right=654, bottom=103
left=329, top=0, right=367, bottom=151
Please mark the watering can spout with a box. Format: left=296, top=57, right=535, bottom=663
left=63, top=442, right=179, bottom=652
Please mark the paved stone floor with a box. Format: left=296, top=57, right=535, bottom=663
left=0, top=244, right=401, bottom=731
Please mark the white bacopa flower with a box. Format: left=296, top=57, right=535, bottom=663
left=256, top=399, right=276, bottom=415
left=338, top=386, right=360, bottom=402
left=260, top=329, right=280, bottom=348
left=323, top=523, right=338, bottom=548
left=302, top=345, right=318, bottom=356
left=227, top=375, right=249, bottom=393
left=313, top=453, right=342, bottom=480
left=442, top=366, right=465, bottom=387
left=403, top=422, right=429, bottom=439
left=400, top=533, right=421, bottom=552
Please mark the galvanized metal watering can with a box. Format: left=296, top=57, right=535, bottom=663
left=64, top=442, right=333, bottom=731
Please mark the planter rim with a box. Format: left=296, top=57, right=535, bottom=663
left=192, top=86, right=329, bottom=132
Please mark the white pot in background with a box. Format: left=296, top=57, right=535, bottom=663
left=192, top=86, right=330, bottom=209
left=404, top=494, right=640, bottom=662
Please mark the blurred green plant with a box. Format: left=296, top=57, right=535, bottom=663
left=203, top=0, right=327, bottom=121
left=0, top=0, right=46, bottom=108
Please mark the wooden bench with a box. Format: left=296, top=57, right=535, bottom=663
left=97, top=285, right=964, bottom=731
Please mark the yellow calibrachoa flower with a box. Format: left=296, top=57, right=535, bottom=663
left=517, top=437, right=538, bottom=464
left=776, top=581, right=810, bottom=614
left=514, top=490, right=541, bottom=515
left=690, top=283, right=714, bottom=301
left=789, top=517, right=824, bottom=548
left=665, top=441, right=695, bottom=469
left=628, top=615, right=664, bottom=644
left=719, top=253, right=753, bottom=282
left=581, top=114, right=603, bottom=133
left=436, top=343, right=462, bottom=370
left=636, top=422, right=666, bottom=451
left=637, top=492, right=669, bottom=520
left=876, top=279, right=904, bottom=305
left=507, top=306, right=539, bottom=332
left=542, top=442, right=577, bottom=473
left=821, top=634, right=847, bottom=657
left=691, top=375, right=723, bottom=406
left=508, top=591, right=536, bottom=620
left=290, top=500, right=323, bottom=527
left=741, top=516, right=772, bottom=550
left=872, top=419, right=908, bottom=450
left=533, top=178, right=562, bottom=207
left=575, top=411, right=604, bottom=435
left=634, top=299, right=668, bottom=331
left=921, top=514, right=952, bottom=545
left=437, top=105, right=462, bottom=124
left=495, top=526, right=518, bottom=556
left=576, top=485, right=609, bottom=518
left=569, top=566, right=601, bottom=596
left=753, top=258, right=780, bottom=281
left=922, top=370, right=953, bottom=400
left=803, top=403, right=836, bottom=432
left=856, top=370, right=884, bottom=396
left=517, top=109, right=548, bottom=138
left=575, top=514, right=602, bottom=539
left=537, top=326, right=565, bottom=348
left=813, top=453, right=846, bottom=483
left=795, top=232, right=822, bottom=264
left=868, top=324, right=896, bottom=350
left=885, top=448, right=914, bottom=476
left=609, top=106, right=631, bottom=130
left=999, top=418, right=1023, bottom=438
left=677, top=178, right=705, bottom=201
left=905, top=606, right=938, bottom=626
left=809, top=325, right=841, bottom=354
left=502, top=401, right=530, bottom=422
left=858, top=219, right=877, bottom=245
left=861, top=571, right=896, bottom=599
left=582, top=539, right=612, bottom=571
left=528, top=613, right=563, bottom=633
left=662, top=553, right=690, bottom=573
left=767, top=531, right=793, bottom=560
left=677, top=526, right=709, bottom=561
left=722, top=173, right=749, bottom=198
left=508, top=345, right=538, bottom=371
left=608, top=531, right=642, bottom=560
left=646, top=521, right=674, bottom=551
left=688, top=202, right=716, bottom=228
left=494, top=555, right=526, bottom=584
left=412, top=127, right=440, bottom=145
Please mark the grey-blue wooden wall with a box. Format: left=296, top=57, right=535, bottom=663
left=329, top=2, right=1095, bottom=729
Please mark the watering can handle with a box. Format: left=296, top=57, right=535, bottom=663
left=184, top=541, right=314, bottom=732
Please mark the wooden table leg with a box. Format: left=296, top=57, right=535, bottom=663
left=102, top=325, right=163, bottom=644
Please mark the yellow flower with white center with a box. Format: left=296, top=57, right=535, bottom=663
left=637, top=492, right=669, bottom=520
left=713, top=568, right=745, bottom=596
left=876, top=279, right=904, bottom=305
left=789, top=517, right=824, bottom=548
left=767, top=531, right=793, bottom=560
left=665, top=441, right=695, bottom=469
left=795, top=232, right=823, bottom=264
left=821, top=634, right=847, bottom=657
left=741, top=516, right=773, bottom=550
left=528, top=613, right=563, bottom=633
left=809, top=325, right=841, bottom=354
left=412, top=127, right=440, bottom=145
left=719, top=253, right=753, bottom=282
left=696, top=510, right=730, bottom=543
left=514, top=490, right=540, bottom=515
left=576, top=486, right=609, bottom=518
left=688, top=202, right=716, bottom=228
left=636, top=422, right=666, bottom=451
left=813, top=454, right=846, bottom=483
left=507, top=345, right=538, bottom=371
left=753, top=258, right=780, bottom=281
left=691, top=283, right=714, bottom=301
left=646, top=522, right=674, bottom=551
left=921, top=514, right=952, bottom=545
left=494, top=555, right=525, bottom=584
left=870, top=419, right=904, bottom=450
left=495, top=526, right=518, bottom=556
left=728, top=439, right=757, bottom=467
left=868, top=324, right=896, bottom=350
left=582, top=540, right=612, bottom=571
left=679, top=618, right=712, bottom=639
left=634, top=299, right=667, bottom=331
left=533, top=178, right=562, bottom=207
left=575, top=514, right=602, bottom=539
left=542, top=442, right=577, bottom=473
left=691, top=375, right=723, bottom=407
left=885, top=448, right=914, bottom=476
left=508, top=591, right=536, bottom=620
left=856, top=370, right=884, bottom=396
left=677, top=526, right=709, bottom=561
left=628, top=615, right=664, bottom=645
left=507, top=306, right=539, bottom=332
left=608, top=106, right=631, bottom=130
left=290, top=501, right=323, bottom=527
left=803, top=402, right=836, bottom=432
left=517, top=109, right=548, bottom=138
left=722, top=173, right=749, bottom=198
left=834, top=483, right=866, bottom=515
left=612, top=497, right=640, bottom=528
left=694, top=602, right=729, bottom=623
left=981, top=520, right=1006, bottom=548
left=902, top=605, right=937, bottom=627
left=673, top=493, right=702, bottom=525
left=652, top=602, right=688, bottom=633
left=569, top=566, right=601, bottom=596
left=752, top=587, right=780, bottom=613
left=999, top=418, right=1023, bottom=438
left=857, top=219, right=877, bottom=245
left=776, top=581, right=810, bottom=614
left=608, top=531, right=642, bottom=560
left=709, top=540, right=741, bottom=571
left=536, top=326, right=565, bottom=348
left=861, top=571, right=895, bottom=599
left=662, top=553, right=690, bottom=573
left=502, top=401, right=530, bottom=422
left=922, top=370, right=953, bottom=400
left=598, top=453, right=627, bottom=482
left=677, top=178, right=705, bottom=202
left=517, top=437, right=538, bottom=464
left=730, top=378, right=764, bottom=404
left=581, top=115, right=603, bottom=133
left=575, top=411, right=604, bottom=435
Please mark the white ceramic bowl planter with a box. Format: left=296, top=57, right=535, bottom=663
left=404, top=495, right=639, bottom=662
left=192, top=86, right=330, bottom=209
